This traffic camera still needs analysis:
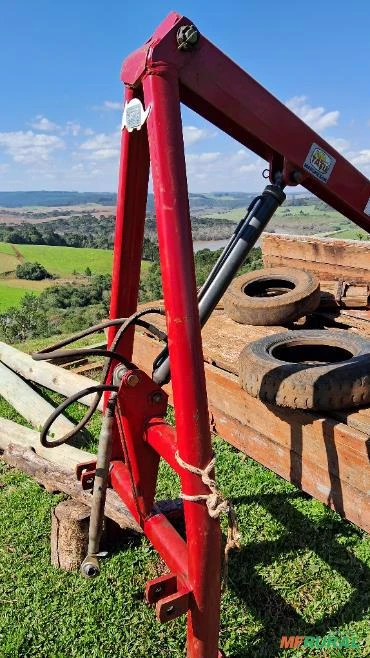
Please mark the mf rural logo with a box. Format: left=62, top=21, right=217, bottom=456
left=279, top=634, right=363, bottom=650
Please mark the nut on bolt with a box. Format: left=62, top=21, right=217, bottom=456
left=151, top=391, right=163, bottom=404
left=125, top=373, right=140, bottom=388
left=177, top=24, right=200, bottom=50
left=81, top=555, right=100, bottom=579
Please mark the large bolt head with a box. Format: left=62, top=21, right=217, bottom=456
left=126, top=373, right=140, bottom=388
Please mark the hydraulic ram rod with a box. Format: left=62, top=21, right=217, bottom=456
left=153, top=182, right=286, bottom=385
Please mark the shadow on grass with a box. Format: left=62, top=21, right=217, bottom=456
left=226, top=491, right=369, bottom=658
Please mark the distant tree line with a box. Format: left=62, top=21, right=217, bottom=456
left=0, top=212, right=239, bottom=253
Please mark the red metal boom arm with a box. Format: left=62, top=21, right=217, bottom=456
left=123, top=12, right=370, bottom=232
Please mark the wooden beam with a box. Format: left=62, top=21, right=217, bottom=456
left=263, top=233, right=370, bottom=274
left=0, top=363, right=78, bottom=440
left=1, top=443, right=142, bottom=532
left=0, top=341, right=103, bottom=410
left=263, top=254, right=370, bottom=284
left=0, top=416, right=93, bottom=471
left=209, top=408, right=369, bottom=533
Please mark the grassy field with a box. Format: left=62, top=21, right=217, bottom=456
left=0, top=279, right=53, bottom=311
left=9, top=243, right=114, bottom=276
left=0, top=243, right=151, bottom=311
left=199, top=204, right=354, bottom=235
left=0, top=381, right=369, bottom=657
left=326, top=229, right=369, bottom=240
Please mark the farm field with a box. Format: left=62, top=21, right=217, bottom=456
left=0, top=243, right=150, bottom=311
left=9, top=243, right=114, bottom=276
left=199, top=203, right=355, bottom=235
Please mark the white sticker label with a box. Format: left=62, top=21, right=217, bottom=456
left=364, top=197, right=370, bottom=216
left=121, top=98, right=150, bottom=132
left=303, top=143, right=336, bottom=183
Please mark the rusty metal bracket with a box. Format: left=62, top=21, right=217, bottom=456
left=145, top=573, right=191, bottom=623
left=76, top=460, right=97, bottom=490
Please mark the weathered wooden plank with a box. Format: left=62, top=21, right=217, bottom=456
left=264, top=254, right=370, bottom=284
left=139, top=307, right=289, bottom=376
left=209, top=409, right=369, bottom=532
left=263, top=233, right=370, bottom=273
left=0, top=416, right=92, bottom=471
left=1, top=443, right=141, bottom=532
left=320, top=282, right=369, bottom=308
left=315, top=309, right=370, bottom=335
left=0, top=363, right=77, bottom=440
left=0, top=341, right=103, bottom=410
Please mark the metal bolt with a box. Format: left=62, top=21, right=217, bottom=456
left=151, top=391, right=163, bottom=404
left=177, top=24, right=200, bottom=51
left=126, top=373, right=140, bottom=388
left=166, top=605, right=176, bottom=616
left=154, top=584, right=164, bottom=595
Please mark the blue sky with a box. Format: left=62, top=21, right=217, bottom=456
left=1, top=0, right=369, bottom=193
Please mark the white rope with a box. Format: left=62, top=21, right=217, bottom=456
left=175, top=451, right=240, bottom=583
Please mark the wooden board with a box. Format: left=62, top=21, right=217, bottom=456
left=315, top=308, right=370, bottom=335
left=0, top=341, right=103, bottom=410
left=264, top=254, right=370, bottom=284
left=263, top=233, right=370, bottom=283
left=140, top=305, right=289, bottom=376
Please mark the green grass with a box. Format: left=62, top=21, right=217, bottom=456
left=6, top=243, right=114, bottom=277
left=0, top=385, right=369, bottom=657
left=0, top=282, right=44, bottom=311
left=0, top=243, right=15, bottom=255
left=0, top=279, right=53, bottom=311
left=325, top=229, right=369, bottom=240
left=0, top=243, right=150, bottom=311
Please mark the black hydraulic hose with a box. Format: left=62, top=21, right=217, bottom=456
left=40, top=384, right=118, bottom=448
left=197, top=196, right=263, bottom=303
left=33, top=347, right=133, bottom=365
left=33, top=316, right=166, bottom=355
left=33, top=307, right=166, bottom=448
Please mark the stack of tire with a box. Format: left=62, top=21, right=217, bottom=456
left=223, top=267, right=370, bottom=411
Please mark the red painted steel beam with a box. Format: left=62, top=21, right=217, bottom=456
left=145, top=419, right=182, bottom=475
left=142, top=68, right=222, bottom=658
left=122, top=12, right=370, bottom=233
left=108, top=86, right=150, bottom=359
left=110, top=460, right=189, bottom=585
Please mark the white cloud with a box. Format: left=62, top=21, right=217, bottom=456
left=185, top=149, right=262, bottom=191
left=186, top=151, right=221, bottom=163
left=326, top=137, right=350, bottom=153
left=79, top=131, right=120, bottom=160
left=84, top=128, right=94, bottom=136
left=0, top=130, right=64, bottom=163
left=183, top=126, right=214, bottom=147
left=286, top=96, right=339, bottom=131
left=93, top=100, right=122, bottom=111
left=31, top=115, right=60, bottom=132
left=350, top=149, right=370, bottom=167
left=64, top=121, right=81, bottom=136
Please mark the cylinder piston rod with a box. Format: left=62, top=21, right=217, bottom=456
left=152, top=181, right=286, bottom=385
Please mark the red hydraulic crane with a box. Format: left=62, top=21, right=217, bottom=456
left=36, top=12, right=370, bottom=658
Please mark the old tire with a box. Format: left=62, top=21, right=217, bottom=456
left=239, top=329, right=370, bottom=410
left=224, top=267, right=320, bottom=325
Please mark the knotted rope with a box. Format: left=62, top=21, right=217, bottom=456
left=175, top=451, right=240, bottom=584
